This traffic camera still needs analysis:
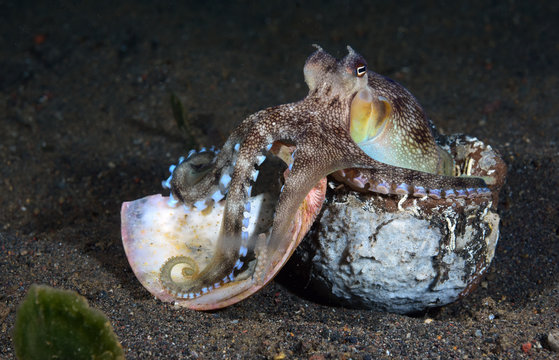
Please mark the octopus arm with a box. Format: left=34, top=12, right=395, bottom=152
left=171, top=104, right=302, bottom=206
left=339, top=135, right=490, bottom=197
left=264, top=146, right=333, bottom=264
left=163, top=103, right=307, bottom=299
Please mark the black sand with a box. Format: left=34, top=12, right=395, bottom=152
left=1, top=1, right=558, bottom=358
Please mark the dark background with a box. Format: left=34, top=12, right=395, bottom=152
left=1, top=1, right=558, bottom=358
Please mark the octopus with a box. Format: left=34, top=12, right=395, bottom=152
left=121, top=45, right=493, bottom=310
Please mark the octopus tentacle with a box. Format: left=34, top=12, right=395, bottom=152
left=341, top=141, right=490, bottom=198
left=162, top=104, right=304, bottom=297
left=160, top=256, right=201, bottom=299
left=264, top=143, right=333, bottom=260
left=168, top=107, right=277, bottom=209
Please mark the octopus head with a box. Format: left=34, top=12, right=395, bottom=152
left=304, top=45, right=369, bottom=97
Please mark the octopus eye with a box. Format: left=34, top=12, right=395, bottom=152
left=355, top=64, right=367, bottom=77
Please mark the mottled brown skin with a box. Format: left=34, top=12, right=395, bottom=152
left=167, top=46, right=488, bottom=299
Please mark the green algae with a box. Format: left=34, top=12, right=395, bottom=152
left=13, top=284, right=124, bottom=360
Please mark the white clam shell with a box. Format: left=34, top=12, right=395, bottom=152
left=121, top=194, right=273, bottom=306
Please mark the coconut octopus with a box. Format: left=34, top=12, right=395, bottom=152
left=121, top=46, right=498, bottom=310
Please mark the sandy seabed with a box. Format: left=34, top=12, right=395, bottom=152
left=1, top=1, right=558, bottom=359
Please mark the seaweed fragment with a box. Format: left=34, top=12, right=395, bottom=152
left=170, top=92, right=196, bottom=148
left=13, top=284, right=124, bottom=360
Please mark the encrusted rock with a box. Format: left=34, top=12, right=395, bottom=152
left=282, top=135, right=506, bottom=314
